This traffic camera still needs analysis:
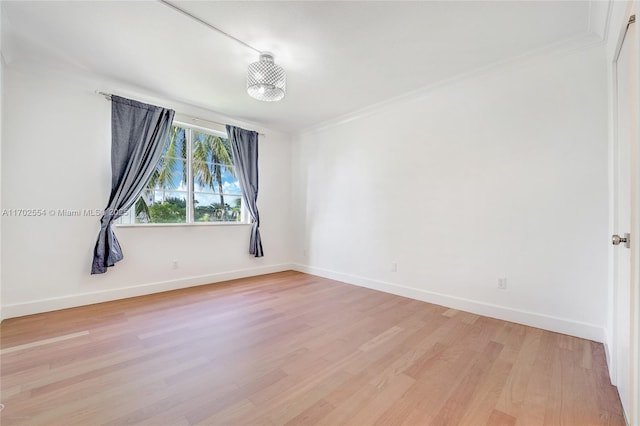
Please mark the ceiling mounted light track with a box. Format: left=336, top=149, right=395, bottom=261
left=159, top=0, right=286, bottom=102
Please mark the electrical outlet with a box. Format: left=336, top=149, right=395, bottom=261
left=172, top=260, right=179, bottom=269
left=391, top=262, right=398, bottom=272
left=498, top=277, right=507, bottom=289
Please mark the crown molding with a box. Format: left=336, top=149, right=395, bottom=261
left=300, top=21, right=607, bottom=137
left=589, top=0, right=613, bottom=42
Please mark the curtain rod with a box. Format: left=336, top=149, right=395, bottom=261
left=97, top=91, right=265, bottom=137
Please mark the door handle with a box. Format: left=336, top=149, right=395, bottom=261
left=612, top=233, right=630, bottom=248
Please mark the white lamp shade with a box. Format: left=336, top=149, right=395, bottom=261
left=247, top=53, right=286, bottom=102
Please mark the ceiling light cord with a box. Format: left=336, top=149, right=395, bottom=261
left=158, top=0, right=286, bottom=102
left=158, top=0, right=262, bottom=54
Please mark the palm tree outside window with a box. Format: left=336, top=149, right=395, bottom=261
left=118, top=123, right=245, bottom=225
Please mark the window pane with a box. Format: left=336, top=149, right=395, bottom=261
left=194, top=193, right=242, bottom=222
left=219, top=166, right=241, bottom=195
left=146, top=158, right=187, bottom=191
left=135, top=190, right=187, bottom=224
left=116, top=124, right=246, bottom=226
left=192, top=131, right=237, bottom=192
left=192, top=131, right=232, bottom=159
left=163, top=126, right=187, bottom=160
left=193, top=164, right=240, bottom=193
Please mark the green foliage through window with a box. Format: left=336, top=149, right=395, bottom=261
left=118, top=124, right=244, bottom=225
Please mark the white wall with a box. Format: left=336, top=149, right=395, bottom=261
left=292, top=45, right=609, bottom=342
left=1, top=63, right=293, bottom=319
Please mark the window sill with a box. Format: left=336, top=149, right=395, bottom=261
left=115, top=222, right=252, bottom=228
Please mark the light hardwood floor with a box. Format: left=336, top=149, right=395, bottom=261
left=0, top=271, right=625, bottom=425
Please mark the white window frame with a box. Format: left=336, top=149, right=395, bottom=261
left=116, top=121, right=249, bottom=227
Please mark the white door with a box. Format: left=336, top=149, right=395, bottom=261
left=613, top=9, right=638, bottom=425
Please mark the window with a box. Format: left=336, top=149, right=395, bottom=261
left=118, top=123, right=245, bottom=225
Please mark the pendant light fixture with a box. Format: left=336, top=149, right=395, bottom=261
left=160, top=0, right=287, bottom=102
left=247, top=52, right=286, bottom=102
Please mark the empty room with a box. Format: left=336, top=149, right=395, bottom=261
left=0, top=0, right=638, bottom=425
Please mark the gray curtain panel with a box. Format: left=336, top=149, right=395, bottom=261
left=91, top=96, right=175, bottom=274
left=226, top=125, right=264, bottom=257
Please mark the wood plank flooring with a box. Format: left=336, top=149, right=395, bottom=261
left=0, top=271, right=626, bottom=425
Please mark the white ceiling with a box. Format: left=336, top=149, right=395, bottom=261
left=1, top=1, right=606, bottom=132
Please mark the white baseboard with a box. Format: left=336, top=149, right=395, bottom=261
left=292, top=263, right=605, bottom=343
left=1, top=263, right=294, bottom=321
left=2, top=263, right=607, bottom=345
left=603, top=330, right=616, bottom=386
